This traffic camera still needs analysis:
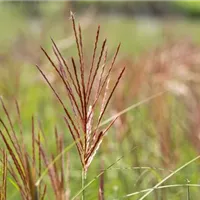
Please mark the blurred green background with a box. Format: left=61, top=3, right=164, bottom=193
left=2, top=1, right=200, bottom=200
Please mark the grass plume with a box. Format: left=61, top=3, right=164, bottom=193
left=36, top=11, right=125, bottom=174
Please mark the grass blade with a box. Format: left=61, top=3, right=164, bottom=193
left=138, top=155, right=200, bottom=200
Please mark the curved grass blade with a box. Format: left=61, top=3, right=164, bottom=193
left=99, top=91, right=166, bottom=128
left=123, top=184, right=200, bottom=198
left=138, top=155, right=200, bottom=200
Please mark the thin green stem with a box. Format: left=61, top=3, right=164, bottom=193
left=82, top=168, right=86, bottom=200
left=187, top=179, right=190, bottom=200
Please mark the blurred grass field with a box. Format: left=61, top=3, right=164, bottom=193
left=1, top=2, right=200, bottom=200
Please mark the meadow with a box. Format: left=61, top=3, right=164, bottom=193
left=1, top=2, right=200, bottom=200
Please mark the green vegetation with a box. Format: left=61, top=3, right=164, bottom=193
left=1, top=2, right=200, bottom=200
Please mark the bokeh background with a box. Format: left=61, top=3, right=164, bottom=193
left=2, top=1, right=200, bottom=199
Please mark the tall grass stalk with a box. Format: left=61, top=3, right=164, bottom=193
left=37, top=11, right=125, bottom=196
